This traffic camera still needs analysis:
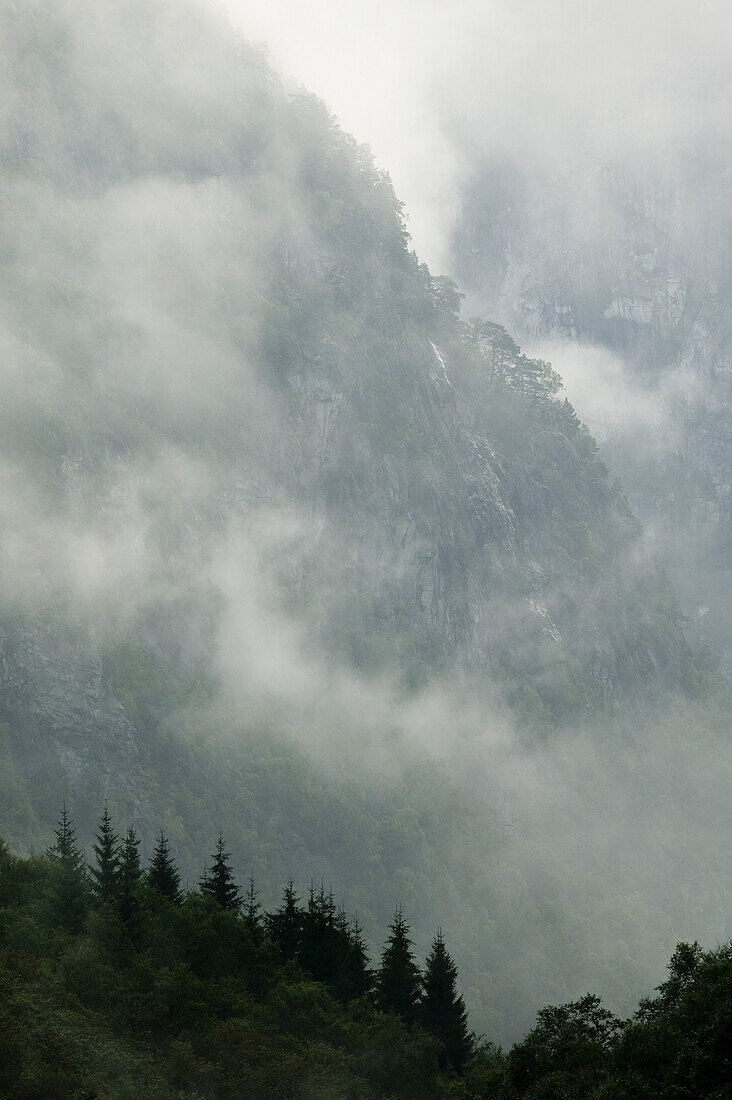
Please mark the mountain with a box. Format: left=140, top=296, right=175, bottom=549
left=453, top=150, right=732, bottom=672
left=0, top=0, right=730, bottom=1044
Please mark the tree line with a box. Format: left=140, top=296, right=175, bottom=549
left=47, top=804, right=473, bottom=1075
left=1, top=805, right=730, bottom=1096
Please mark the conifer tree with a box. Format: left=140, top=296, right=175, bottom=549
left=266, top=879, right=304, bottom=961
left=199, top=830, right=241, bottom=910
left=89, top=804, right=121, bottom=905
left=301, top=882, right=338, bottom=984
left=420, top=929, right=473, bottom=1072
left=119, top=826, right=142, bottom=929
left=46, top=803, right=87, bottom=931
left=244, top=873, right=262, bottom=941
left=331, top=909, right=373, bottom=1004
left=47, top=803, right=85, bottom=874
left=147, top=829, right=182, bottom=905
left=376, top=907, right=422, bottom=1023
left=346, top=914, right=374, bottom=1001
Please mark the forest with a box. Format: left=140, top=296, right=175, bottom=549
left=1, top=808, right=730, bottom=1098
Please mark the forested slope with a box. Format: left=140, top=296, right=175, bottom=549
left=1, top=830, right=730, bottom=1098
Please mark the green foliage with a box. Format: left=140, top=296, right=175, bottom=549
left=147, top=830, right=182, bottom=906
left=377, top=907, right=423, bottom=1024
left=421, top=931, right=474, bottom=1073
left=199, top=830, right=242, bottom=911
left=473, top=942, right=732, bottom=1098
left=0, top=821, right=469, bottom=1098
left=88, top=805, right=121, bottom=906
left=1, top=830, right=729, bottom=1098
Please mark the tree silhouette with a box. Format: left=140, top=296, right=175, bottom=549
left=47, top=803, right=84, bottom=874
left=119, top=826, right=142, bottom=930
left=331, top=909, right=373, bottom=1004
left=244, top=873, right=262, bottom=941
left=46, top=803, right=87, bottom=931
left=266, top=879, right=304, bottom=961
left=147, top=829, right=182, bottom=905
left=301, top=882, right=338, bottom=984
left=199, top=830, right=241, bottom=910
left=376, top=907, right=422, bottom=1023
left=420, top=929, right=472, bottom=1072
left=88, top=805, right=120, bottom=904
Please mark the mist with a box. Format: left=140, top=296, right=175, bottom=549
left=0, top=0, right=730, bottom=1056
left=223, top=0, right=732, bottom=274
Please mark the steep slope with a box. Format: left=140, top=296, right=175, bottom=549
left=0, top=0, right=729, bottom=1044
left=0, top=0, right=697, bottom=738
left=453, top=152, right=732, bottom=671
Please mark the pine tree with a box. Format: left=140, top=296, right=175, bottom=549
left=46, top=803, right=87, bottom=931
left=88, top=804, right=121, bottom=905
left=346, top=914, right=374, bottom=1001
left=47, top=803, right=85, bottom=874
left=331, top=909, right=373, bottom=1004
left=420, top=930, right=473, bottom=1072
left=199, top=830, right=241, bottom=911
left=376, top=907, right=422, bottom=1023
left=244, top=873, right=262, bottom=941
left=119, top=826, right=142, bottom=929
left=301, top=882, right=338, bottom=984
left=265, top=879, right=304, bottom=961
left=147, top=829, right=182, bottom=905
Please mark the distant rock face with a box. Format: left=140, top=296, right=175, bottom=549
left=0, top=0, right=700, bottom=813
left=0, top=613, right=139, bottom=797
left=454, top=155, right=732, bottom=670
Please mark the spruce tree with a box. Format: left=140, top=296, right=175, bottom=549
left=199, top=830, right=241, bottom=910
left=376, top=907, right=422, bottom=1023
left=119, top=826, right=142, bottom=929
left=301, top=882, right=338, bottom=984
left=46, top=803, right=87, bottom=931
left=346, top=914, right=374, bottom=1001
left=265, top=879, right=304, bottom=961
left=147, top=829, right=182, bottom=905
left=47, top=803, right=85, bottom=874
left=331, top=909, right=373, bottom=1004
left=88, top=804, right=121, bottom=905
left=420, top=929, right=473, bottom=1072
left=244, top=873, right=262, bottom=941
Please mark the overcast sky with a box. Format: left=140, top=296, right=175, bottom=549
left=221, top=0, right=732, bottom=272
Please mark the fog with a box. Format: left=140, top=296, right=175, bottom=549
left=1, top=0, right=731, bottom=1043
left=223, top=0, right=732, bottom=272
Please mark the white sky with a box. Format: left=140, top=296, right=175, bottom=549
left=220, top=0, right=732, bottom=273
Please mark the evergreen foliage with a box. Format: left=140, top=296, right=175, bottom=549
left=45, top=804, right=87, bottom=933
left=244, top=872, right=262, bottom=942
left=199, top=829, right=242, bottom=911
left=0, top=814, right=731, bottom=1097
left=46, top=803, right=84, bottom=874
left=267, top=879, right=305, bottom=961
left=147, top=829, right=182, bottom=905
left=377, top=907, right=423, bottom=1023
left=119, top=826, right=142, bottom=930
left=88, top=805, right=120, bottom=905
left=421, top=930, right=473, bottom=1072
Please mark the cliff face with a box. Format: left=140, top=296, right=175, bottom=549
left=454, top=154, right=732, bottom=669
left=2, top=0, right=731, bottom=1050
left=0, top=615, right=138, bottom=788
left=0, top=0, right=701, bottom=805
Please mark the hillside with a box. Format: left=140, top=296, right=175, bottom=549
left=1, top=835, right=730, bottom=1098
left=0, top=0, right=730, bottom=1046
left=453, top=151, right=732, bottom=672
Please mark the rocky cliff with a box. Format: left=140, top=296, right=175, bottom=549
left=454, top=152, right=732, bottom=670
